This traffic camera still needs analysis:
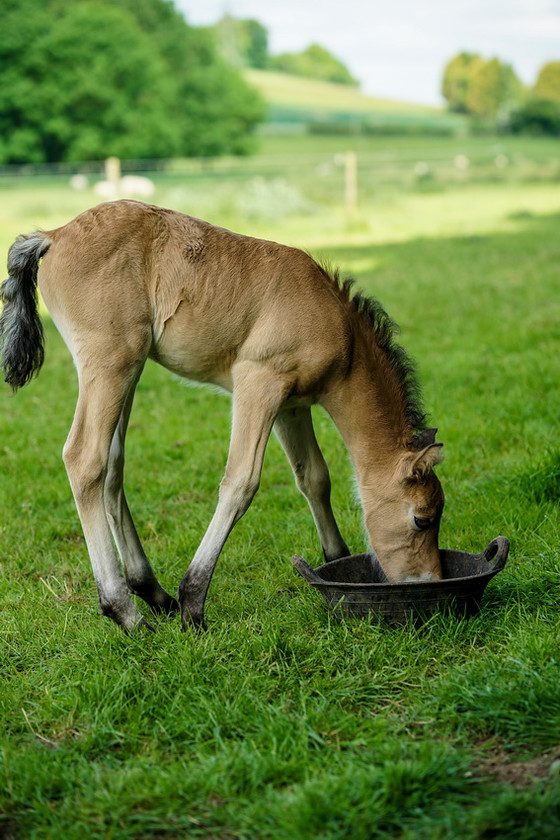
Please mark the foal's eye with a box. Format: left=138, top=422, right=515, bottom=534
left=413, top=516, right=433, bottom=531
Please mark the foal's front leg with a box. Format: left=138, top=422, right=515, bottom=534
left=178, top=362, right=292, bottom=630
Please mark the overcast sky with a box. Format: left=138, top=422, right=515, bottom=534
left=176, top=0, right=560, bottom=106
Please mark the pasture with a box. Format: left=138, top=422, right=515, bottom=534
left=1, top=136, right=560, bottom=837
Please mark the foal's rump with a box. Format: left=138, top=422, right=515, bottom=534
left=37, top=202, right=155, bottom=371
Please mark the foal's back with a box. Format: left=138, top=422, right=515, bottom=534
left=39, top=200, right=350, bottom=396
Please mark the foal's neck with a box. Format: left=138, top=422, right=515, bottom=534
left=321, top=350, right=411, bottom=481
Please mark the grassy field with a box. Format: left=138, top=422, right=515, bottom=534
left=244, top=70, right=441, bottom=115
left=243, top=70, right=460, bottom=135
left=1, top=139, right=560, bottom=837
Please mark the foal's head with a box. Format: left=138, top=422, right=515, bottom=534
left=325, top=273, right=446, bottom=581
left=364, top=429, right=445, bottom=582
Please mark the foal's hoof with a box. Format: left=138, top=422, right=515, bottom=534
left=151, top=593, right=180, bottom=617
left=181, top=610, right=208, bottom=634
left=137, top=617, right=156, bottom=633
left=122, top=617, right=156, bottom=635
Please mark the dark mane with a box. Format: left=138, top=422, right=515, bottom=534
left=318, top=263, right=427, bottom=434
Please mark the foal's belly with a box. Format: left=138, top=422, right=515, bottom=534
left=149, top=337, right=234, bottom=392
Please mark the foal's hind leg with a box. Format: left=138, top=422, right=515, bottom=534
left=274, top=407, right=350, bottom=561
left=63, top=360, right=149, bottom=631
left=104, top=385, right=179, bottom=617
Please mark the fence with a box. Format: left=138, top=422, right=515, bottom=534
left=1, top=142, right=558, bottom=217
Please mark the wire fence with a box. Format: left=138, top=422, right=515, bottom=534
left=1, top=143, right=558, bottom=182
left=1, top=144, right=558, bottom=219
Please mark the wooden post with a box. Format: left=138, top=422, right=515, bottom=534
left=105, top=156, right=121, bottom=195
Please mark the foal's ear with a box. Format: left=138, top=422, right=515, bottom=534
left=404, top=443, right=444, bottom=481
left=411, top=427, right=438, bottom=449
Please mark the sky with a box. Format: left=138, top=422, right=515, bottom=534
left=176, top=0, right=560, bottom=106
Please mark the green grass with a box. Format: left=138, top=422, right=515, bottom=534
left=1, top=162, right=560, bottom=838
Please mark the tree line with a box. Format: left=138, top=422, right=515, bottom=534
left=211, top=15, right=358, bottom=86
left=0, top=0, right=357, bottom=164
left=0, top=1, right=358, bottom=166
left=2, top=0, right=559, bottom=166
left=0, top=0, right=265, bottom=164
left=442, top=53, right=560, bottom=135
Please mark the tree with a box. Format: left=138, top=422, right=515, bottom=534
left=0, top=0, right=265, bottom=164
left=441, top=52, right=522, bottom=118
left=534, top=61, right=560, bottom=103
left=36, top=3, right=179, bottom=162
left=271, top=44, right=359, bottom=86
left=441, top=52, right=483, bottom=113
left=243, top=19, right=269, bottom=69
left=210, top=14, right=359, bottom=87
left=107, top=1, right=266, bottom=157
left=212, top=15, right=269, bottom=69
left=466, top=58, right=522, bottom=117
left=510, top=98, right=560, bottom=136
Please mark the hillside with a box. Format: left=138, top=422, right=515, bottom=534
left=244, top=69, right=462, bottom=134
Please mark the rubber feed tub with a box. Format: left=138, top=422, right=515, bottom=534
left=291, top=536, right=509, bottom=625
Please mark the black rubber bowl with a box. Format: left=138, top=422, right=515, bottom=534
left=291, top=536, right=509, bottom=625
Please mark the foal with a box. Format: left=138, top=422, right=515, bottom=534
left=0, top=200, right=444, bottom=631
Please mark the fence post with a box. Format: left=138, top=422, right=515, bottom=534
left=105, top=156, right=121, bottom=194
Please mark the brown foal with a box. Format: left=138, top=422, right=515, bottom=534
left=0, top=200, right=444, bottom=631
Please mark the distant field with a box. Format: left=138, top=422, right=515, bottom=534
left=245, top=69, right=440, bottom=114
left=244, top=69, right=465, bottom=135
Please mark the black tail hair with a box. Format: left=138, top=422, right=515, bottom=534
left=0, top=232, right=52, bottom=390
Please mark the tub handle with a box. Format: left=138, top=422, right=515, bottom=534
left=481, top=536, right=509, bottom=573
left=290, top=555, right=324, bottom=585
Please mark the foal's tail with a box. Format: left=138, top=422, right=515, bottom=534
left=0, top=231, right=52, bottom=390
